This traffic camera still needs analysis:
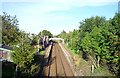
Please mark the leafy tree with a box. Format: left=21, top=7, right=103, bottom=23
left=55, top=13, right=119, bottom=76
left=30, top=34, right=38, bottom=45
left=59, top=30, right=66, bottom=39
left=11, top=31, right=36, bottom=66
left=38, top=30, right=53, bottom=38
left=2, top=12, right=22, bottom=46
left=11, top=42, right=36, bottom=68
left=78, top=14, right=119, bottom=75
left=11, top=32, right=38, bottom=77
left=71, top=29, right=79, bottom=51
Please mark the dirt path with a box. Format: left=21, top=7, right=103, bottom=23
left=44, top=42, right=74, bottom=77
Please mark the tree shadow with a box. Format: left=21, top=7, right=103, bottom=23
left=82, top=51, right=89, bottom=61
left=2, top=61, right=16, bottom=78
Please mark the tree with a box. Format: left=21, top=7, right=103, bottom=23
left=11, top=42, right=36, bottom=68
left=60, top=30, right=66, bottom=39
left=11, top=32, right=38, bottom=77
left=30, top=34, right=38, bottom=45
left=55, top=13, right=119, bottom=76
left=78, top=14, right=119, bottom=75
left=71, top=29, right=79, bottom=52
left=38, top=30, right=53, bottom=38
left=2, top=12, right=22, bottom=46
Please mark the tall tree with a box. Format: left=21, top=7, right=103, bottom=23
left=2, top=12, right=22, bottom=46
left=78, top=14, right=119, bottom=75
left=38, top=30, right=53, bottom=38
left=30, top=34, right=39, bottom=45
left=60, top=30, right=66, bottom=39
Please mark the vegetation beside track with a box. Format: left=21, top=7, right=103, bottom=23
left=1, top=12, right=46, bottom=77
left=56, top=13, right=120, bottom=76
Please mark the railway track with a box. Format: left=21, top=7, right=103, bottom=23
left=46, top=42, right=74, bottom=77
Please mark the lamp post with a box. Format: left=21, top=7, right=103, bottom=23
left=71, top=39, right=72, bottom=50
left=43, top=36, right=45, bottom=49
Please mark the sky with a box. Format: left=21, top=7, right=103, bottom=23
left=0, top=0, right=119, bottom=36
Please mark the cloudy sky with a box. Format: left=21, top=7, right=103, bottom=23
left=1, top=0, right=119, bottom=36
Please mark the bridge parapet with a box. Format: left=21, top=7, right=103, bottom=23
left=49, top=38, right=64, bottom=44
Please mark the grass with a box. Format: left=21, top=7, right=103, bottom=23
left=72, top=55, right=91, bottom=76
left=65, top=43, right=77, bottom=55
left=91, top=66, right=114, bottom=76
left=79, top=61, right=83, bottom=68
left=39, top=46, right=45, bottom=55
left=59, top=40, right=63, bottom=43
left=39, top=50, right=45, bottom=55
left=72, top=55, right=114, bottom=76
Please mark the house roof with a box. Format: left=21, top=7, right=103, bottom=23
left=0, top=48, right=15, bottom=53
left=0, top=48, right=11, bottom=51
left=2, top=45, right=13, bottom=50
left=0, top=45, right=15, bottom=53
